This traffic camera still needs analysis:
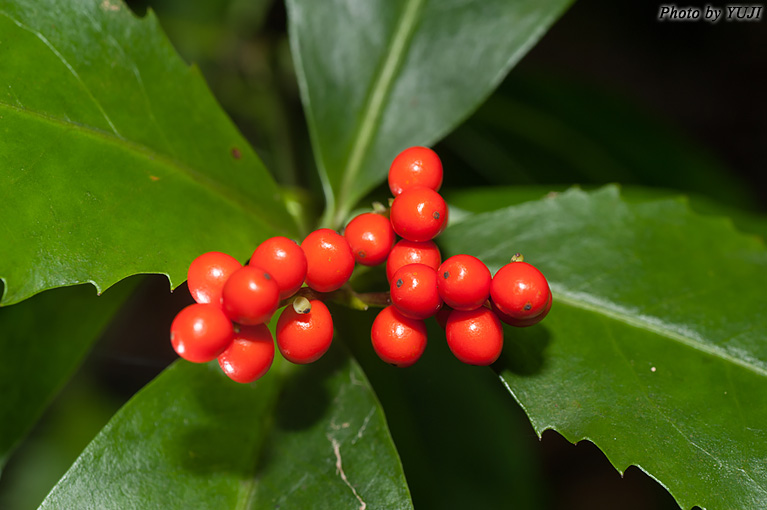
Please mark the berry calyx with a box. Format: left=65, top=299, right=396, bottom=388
left=344, top=212, right=396, bottom=266
left=446, top=308, right=503, bottom=366
left=221, top=265, right=280, bottom=325
left=371, top=306, right=427, bottom=367
left=386, top=239, right=442, bottom=282
left=187, top=251, right=242, bottom=306
left=170, top=303, right=234, bottom=363
left=217, top=324, right=275, bottom=383
left=276, top=299, right=334, bottom=364
left=490, top=261, right=551, bottom=319
left=292, top=295, right=312, bottom=314
left=251, top=236, right=307, bottom=299
left=388, top=146, right=443, bottom=196
left=437, top=254, right=491, bottom=311
left=389, top=186, right=448, bottom=242
left=301, top=228, right=355, bottom=293
left=390, top=263, right=442, bottom=320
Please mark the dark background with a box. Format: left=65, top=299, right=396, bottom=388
left=527, top=1, right=766, bottom=206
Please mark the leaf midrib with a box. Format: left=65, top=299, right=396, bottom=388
left=553, top=287, right=767, bottom=379
left=0, top=100, right=288, bottom=235
left=331, top=0, right=426, bottom=227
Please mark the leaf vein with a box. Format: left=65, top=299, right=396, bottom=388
left=0, top=11, right=122, bottom=138
left=554, top=288, right=767, bottom=378
left=82, top=9, right=178, bottom=159
left=333, top=0, right=425, bottom=226
left=0, top=101, right=282, bottom=235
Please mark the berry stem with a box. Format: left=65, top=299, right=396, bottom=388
left=279, top=285, right=391, bottom=312
left=372, top=201, right=390, bottom=217
left=349, top=289, right=392, bottom=310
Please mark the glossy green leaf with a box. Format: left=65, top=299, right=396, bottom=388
left=0, top=0, right=295, bottom=305
left=0, top=279, right=136, bottom=471
left=439, top=185, right=767, bottom=510
left=40, top=346, right=413, bottom=509
left=443, top=184, right=767, bottom=241
left=286, top=0, right=574, bottom=227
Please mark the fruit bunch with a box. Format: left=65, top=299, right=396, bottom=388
left=169, top=146, right=552, bottom=383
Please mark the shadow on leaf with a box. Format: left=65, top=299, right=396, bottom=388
left=493, top=323, right=551, bottom=376
left=275, top=341, right=347, bottom=432
left=173, top=362, right=275, bottom=477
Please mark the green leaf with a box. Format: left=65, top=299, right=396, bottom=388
left=286, top=0, right=574, bottom=228
left=40, top=346, right=413, bottom=509
left=0, top=0, right=295, bottom=305
left=439, top=185, right=767, bottom=510
left=0, top=279, right=137, bottom=471
left=443, top=184, right=767, bottom=241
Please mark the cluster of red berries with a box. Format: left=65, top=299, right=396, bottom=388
left=169, top=234, right=338, bottom=384
left=169, top=146, right=551, bottom=383
left=372, top=147, right=551, bottom=367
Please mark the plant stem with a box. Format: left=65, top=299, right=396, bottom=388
left=278, top=285, right=390, bottom=311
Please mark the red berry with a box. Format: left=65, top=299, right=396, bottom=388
left=446, top=308, right=503, bottom=366
left=217, top=324, right=275, bottom=383
left=370, top=306, right=427, bottom=367
left=221, top=265, right=280, bottom=325
left=492, top=293, right=552, bottom=327
left=251, top=236, right=307, bottom=299
left=344, top=212, right=396, bottom=266
left=390, top=264, right=442, bottom=320
left=435, top=306, right=452, bottom=329
left=276, top=299, right=333, bottom=364
left=390, top=186, right=448, bottom=242
left=301, top=228, right=355, bottom=293
left=388, top=146, right=443, bottom=196
left=437, top=254, right=491, bottom=311
left=187, top=251, right=242, bottom=306
left=490, top=261, right=551, bottom=319
left=386, top=239, right=442, bottom=282
left=170, top=303, right=234, bottom=363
